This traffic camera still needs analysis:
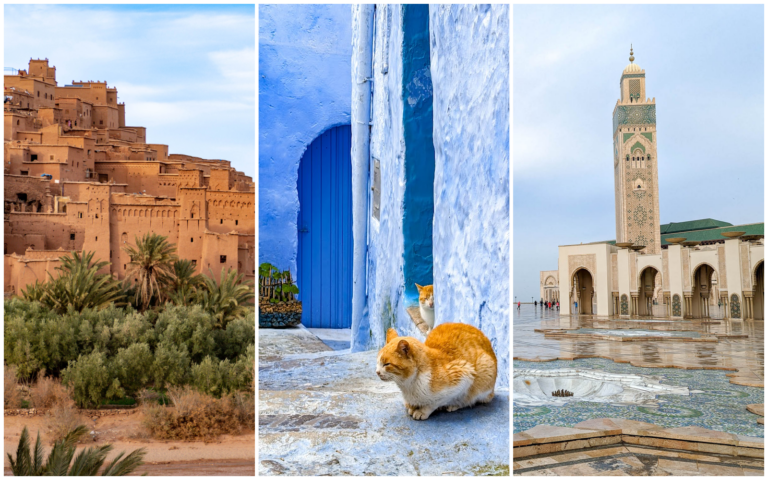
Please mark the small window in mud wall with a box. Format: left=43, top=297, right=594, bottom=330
left=70, top=233, right=75, bottom=240
left=16, top=193, right=27, bottom=202
left=220, top=255, right=227, bottom=263
left=20, top=171, right=28, bottom=176
left=401, top=3, right=436, bottom=306
left=78, top=212, right=83, bottom=218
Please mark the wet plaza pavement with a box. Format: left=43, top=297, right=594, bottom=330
left=514, top=305, right=764, bottom=387
left=513, top=305, right=764, bottom=475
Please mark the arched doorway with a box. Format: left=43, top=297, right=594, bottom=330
left=638, top=267, right=659, bottom=316
left=754, top=261, right=764, bottom=320
left=571, top=268, right=594, bottom=315
left=691, top=264, right=716, bottom=318
left=544, top=276, right=558, bottom=303
left=296, top=125, right=353, bottom=328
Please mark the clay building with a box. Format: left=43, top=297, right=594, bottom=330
left=4, top=58, right=255, bottom=296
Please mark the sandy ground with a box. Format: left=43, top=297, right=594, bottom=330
left=4, top=412, right=255, bottom=476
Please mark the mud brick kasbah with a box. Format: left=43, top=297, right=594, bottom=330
left=4, top=58, right=255, bottom=295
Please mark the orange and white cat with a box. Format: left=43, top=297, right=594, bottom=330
left=415, top=284, right=435, bottom=330
left=376, top=323, right=497, bottom=420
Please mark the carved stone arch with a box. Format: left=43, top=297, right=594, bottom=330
left=570, top=265, right=595, bottom=283
left=752, top=259, right=764, bottom=287
left=691, top=261, right=718, bottom=288
left=638, top=265, right=661, bottom=291
left=139, top=210, right=144, bottom=218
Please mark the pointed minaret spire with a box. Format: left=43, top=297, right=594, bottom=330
left=629, top=45, right=634, bottom=63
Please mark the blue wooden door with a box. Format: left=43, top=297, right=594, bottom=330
left=297, top=125, right=352, bottom=328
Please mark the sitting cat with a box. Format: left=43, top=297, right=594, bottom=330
left=415, top=284, right=435, bottom=330
left=375, top=323, right=497, bottom=420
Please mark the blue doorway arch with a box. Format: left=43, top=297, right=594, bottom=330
left=297, top=125, right=353, bottom=328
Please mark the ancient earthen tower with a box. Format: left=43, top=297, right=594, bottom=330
left=612, top=47, right=661, bottom=254
left=4, top=58, right=256, bottom=295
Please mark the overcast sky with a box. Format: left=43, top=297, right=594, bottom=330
left=4, top=4, right=255, bottom=178
left=513, top=4, right=764, bottom=302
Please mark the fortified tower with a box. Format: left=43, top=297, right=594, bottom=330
left=612, top=47, right=661, bottom=254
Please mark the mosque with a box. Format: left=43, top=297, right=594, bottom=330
left=540, top=49, right=764, bottom=320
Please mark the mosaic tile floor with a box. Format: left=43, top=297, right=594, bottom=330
left=514, top=358, right=764, bottom=437
left=514, top=306, right=764, bottom=386
left=513, top=306, right=765, bottom=440
left=569, top=328, right=703, bottom=338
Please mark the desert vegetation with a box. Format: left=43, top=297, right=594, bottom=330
left=5, top=234, right=255, bottom=441
left=8, top=425, right=145, bottom=476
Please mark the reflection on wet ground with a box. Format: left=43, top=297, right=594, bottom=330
left=514, top=305, right=764, bottom=387
left=514, top=357, right=764, bottom=437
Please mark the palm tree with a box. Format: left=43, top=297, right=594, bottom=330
left=8, top=425, right=146, bottom=476
left=168, top=259, right=202, bottom=306
left=41, top=251, right=125, bottom=313
left=123, top=233, right=177, bottom=310
left=196, top=268, right=255, bottom=327
left=21, top=280, right=47, bottom=303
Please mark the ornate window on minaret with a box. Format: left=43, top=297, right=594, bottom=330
left=612, top=46, right=661, bottom=254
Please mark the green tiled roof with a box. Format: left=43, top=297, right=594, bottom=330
left=660, top=219, right=732, bottom=234
left=660, top=223, right=764, bottom=246
left=590, top=220, right=763, bottom=247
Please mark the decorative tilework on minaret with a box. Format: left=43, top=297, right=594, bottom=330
left=612, top=47, right=661, bottom=254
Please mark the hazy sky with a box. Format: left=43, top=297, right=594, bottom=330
left=514, top=4, right=764, bottom=302
left=4, top=4, right=255, bottom=177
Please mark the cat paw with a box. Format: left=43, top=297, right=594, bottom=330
left=411, top=408, right=432, bottom=420
left=445, top=405, right=461, bottom=412
left=479, top=392, right=495, bottom=404
left=405, top=403, right=416, bottom=415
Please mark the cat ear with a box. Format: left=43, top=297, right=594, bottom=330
left=386, top=328, right=398, bottom=343
left=397, top=339, right=410, bottom=357
left=415, top=284, right=423, bottom=292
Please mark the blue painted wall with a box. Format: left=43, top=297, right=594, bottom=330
left=259, top=4, right=352, bottom=274
left=402, top=5, right=435, bottom=304
left=430, top=4, right=510, bottom=387
left=355, top=4, right=413, bottom=351
left=351, top=5, right=510, bottom=389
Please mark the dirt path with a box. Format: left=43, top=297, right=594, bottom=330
left=5, top=413, right=254, bottom=476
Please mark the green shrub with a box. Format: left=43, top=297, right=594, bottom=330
left=111, top=343, right=154, bottom=398
left=151, top=343, right=190, bottom=389
left=154, top=305, right=216, bottom=363
left=62, top=351, right=119, bottom=408
left=4, top=299, right=78, bottom=378
left=190, top=345, right=254, bottom=396
left=214, top=312, right=255, bottom=360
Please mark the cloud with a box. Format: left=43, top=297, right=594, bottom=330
left=513, top=4, right=763, bottom=300
left=4, top=4, right=256, bottom=177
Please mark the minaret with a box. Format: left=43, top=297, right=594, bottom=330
left=612, top=46, right=661, bottom=254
